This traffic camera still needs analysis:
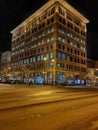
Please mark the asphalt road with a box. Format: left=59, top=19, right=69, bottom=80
left=0, top=84, right=98, bottom=130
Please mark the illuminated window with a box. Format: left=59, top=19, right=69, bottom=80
left=47, top=38, right=50, bottom=42
left=42, top=39, right=44, bottom=44
left=67, top=56, right=71, bottom=61
left=37, top=56, right=40, bottom=61
left=46, top=53, right=49, bottom=59
left=20, top=60, right=23, bottom=64
left=26, top=59, right=29, bottom=64
left=33, top=57, right=36, bottom=62
left=58, top=52, right=61, bottom=59
left=41, top=55, right=44, bottom=60
left=62, top=54, right=65, bottom=60
left=58, top=36, right=65, bottom=42
left=30, top=58, right=33, bottom=63
left=51, top=27, right=54, bottom=32
left=24, top=59, right=26, bottom=64
left=50, top=53, right=53, bottom=59
left=58, top=27, right=65, bottom=33
left=32, top=36, right=36, bottom=41
left=47, top=36, right=54, bottom=42
left=51, top=37, right=54, bottom=41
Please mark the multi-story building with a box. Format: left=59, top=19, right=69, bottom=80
left=11, top=0, right=89, bottom=85
left=87, top=59, right=98, bottom=86
left=0, top=51, right=2, bottom=77
left=1, top=51, right=11, bottom=77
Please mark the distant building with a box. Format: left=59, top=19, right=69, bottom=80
left=87, top=59, right=98, bottom=86
left=87, top=58, right=94, bottom=68
left=1, top=51, right=11, bottom=77
left=0, top=51, right=2, bottom=77
left=11, top=0, right=89, bottom=85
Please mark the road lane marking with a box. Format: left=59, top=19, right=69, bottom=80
left=29, top=96, right=61, bottom=100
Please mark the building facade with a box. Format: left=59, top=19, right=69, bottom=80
left=11, top=0, right=89, bottom=85
left=1, top=51, right=11, bottom=78
left=87, top=59, right=98, bottom=86
left=0, top=51, right=2, bottom=77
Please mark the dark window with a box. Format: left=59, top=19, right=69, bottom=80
left=58, top=44, right=61, bottom=49
left=51, top=18, right=54, bottom=23
left=62, top=45, right=65, bottom=50
left=50, top=45, right=53, bottom=49
left=42, top=47, right=44, bottom=52
left=34, top=50, right=36, bottom=54
left=47, top=46, right=49, bottom=50
left=74, top=50, right=76, bottom=54
left=47, top=20, right=50, bottom=25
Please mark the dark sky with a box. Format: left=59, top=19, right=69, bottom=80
left=0, top=0, right=98, bottom=60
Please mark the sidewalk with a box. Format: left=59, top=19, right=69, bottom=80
left=0, top=85, right=98, bottom=111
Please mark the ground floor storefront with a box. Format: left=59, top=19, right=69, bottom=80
left=9, top=71, right=87, bottom=86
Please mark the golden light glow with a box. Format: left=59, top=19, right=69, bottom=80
left=52, top=59, right=54, bottom=62
left=44, top=57, right=46, bottom=61
left=33, top=91, right=53, bottom=96
left=11, top=0, right=89, bottom=34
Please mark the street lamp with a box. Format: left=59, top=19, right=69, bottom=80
left=8, top=66, right=11, bottom=75
left=94, top=68, right=98, bottom=86
left=44, top=57, right=46, bottom=86
left=51, top=59, right=54, bottom=85
left=8, top=66, right=11, bottom=70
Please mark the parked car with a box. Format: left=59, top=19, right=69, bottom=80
left=1, top=78, right=6, bottom=83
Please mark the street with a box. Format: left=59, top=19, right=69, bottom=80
left=0, top=84, right=98, bottom=130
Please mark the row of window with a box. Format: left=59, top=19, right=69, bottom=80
left=57, top=62, right=86, bottom=72
left=13, top=13, right=85, bottom=45
left=58, top=8, right=85, bottom=30
left=57, top=52, right=86, bottom=64
left=58, top=17, right=86, bottom=37
left=13, top=20, right=54, bottom=44
left=58, top=35, right=86, bottom=51
left=12, top=40, right=86, bottom=59
left=58, top=25, right=85, bottom=44
left=12, top=53, right=54, bottom=65
left=58, top=27, right=85, bottom=47
left=12, top=24, right=85, bottom=52
left=67, top=32, right=85, bottom=44
left=11, top=62, right=86, bottom=73
left=12, top=25, right=54, bottom=46
left=58, top=44, right=86, bottom=57
left=12, top=44, right=54, bottom=57
left=12, top=39, right=85, bottom=57
left=67, top=14, right=85, bottom=30
left=13, top=3, right=85, bottom=39
left=12, top=34, right=85, bottom=54
left=11, top=54, right=86, bottom=66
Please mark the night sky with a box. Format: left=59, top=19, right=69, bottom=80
left=0, top=0, right=98, bottom=60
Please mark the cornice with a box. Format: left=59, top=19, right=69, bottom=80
left=11, top=0, right=89, bottom=33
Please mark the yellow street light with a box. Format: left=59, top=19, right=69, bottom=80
left=52, top=59, right=54, bottom=85
left=44, top=57, right=46, bottom=86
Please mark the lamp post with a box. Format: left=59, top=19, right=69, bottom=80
left=8, top=66, right=11, bottom=71
left=8, top=66, right=11, bottom=76
left=44, top=57, right=46, bottom=86
left=94, top=68, right=98, bottom=86
left=51, top=59, right=54, bottom=85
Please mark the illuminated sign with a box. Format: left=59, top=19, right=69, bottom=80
left=36, top=76, right=43, bottom=84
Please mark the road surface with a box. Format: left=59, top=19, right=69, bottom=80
left=0, top=84, right=98, bottom=130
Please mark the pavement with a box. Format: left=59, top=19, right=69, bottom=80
left=0, top=83, right=98, bottom=111
left=1, top=83, right=98, bottom=130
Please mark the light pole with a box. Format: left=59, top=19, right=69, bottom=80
left=51, top=59, right=54, bottom=85
left=44, top=57, right=46, bottom=86
left=8, top=66, right=11, bottom=72
left=94, top=68, right=98, bottom=86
